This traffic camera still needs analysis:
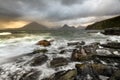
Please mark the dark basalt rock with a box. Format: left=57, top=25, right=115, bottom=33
left=83, top=42, right=99, bottom=55
left=93, top=55, right=120, bottom=67
left=32, top=49, right=48, bottom=54
left=50, top=57, right=68, bottom=68
left=100, top=42, right=120, bottom=49
left=109, top=70, right=120, bottom=80
left=67, top=41, right=85, bottom=46
left=102, top=28, right=120, bottom=35
left=19, top=70, right=41, bottom=80
left=30, top=55, right=48, bottom=66
left=5, top=68, right=41, bottom=80
left=36, top=40, right=51, bottom=47
left=59, top=50, right=66, bottom=54
left=25, top=49, right=48, bottom=56
left=42, top=69, right=77, bottom=80
left=75, top=63, right=116, bottom=79
left=71, top=48, right=93, bottom=61
left=94, top=54, right=120, bottom=59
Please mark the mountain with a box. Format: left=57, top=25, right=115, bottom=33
left=58, top=24, right=77, bottom=30
left=18, top=22, right=49, bottom=31
left=86, top=16, right=120, bottom=30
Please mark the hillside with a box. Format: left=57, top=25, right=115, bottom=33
left=86, top=16, right=120, bottom=30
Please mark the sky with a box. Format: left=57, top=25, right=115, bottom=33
left=0, top=0, right=120, bottom=29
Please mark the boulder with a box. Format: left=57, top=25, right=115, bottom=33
left=71, top=49, right=92, bottom=61
left=36, top=40, right=51, bottom=47
left=50, top=57, right=68, bottom=68
left=83, top=43, right=99, bottom=55
left=75, top=63, right=116, bottom=79
left=30, top=55, right=48, bottom=66
left=42, top=69, right=77, bottom=80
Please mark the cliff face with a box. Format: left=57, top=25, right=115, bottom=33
left=86, top=16, right=120, bottom=30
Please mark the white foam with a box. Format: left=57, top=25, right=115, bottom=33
left=94, top=32, right=106, bottom=37
left=0, top=34, right=54, bottom=57
left=96, top=49, right=112, bottom=55
left=0, top=32, right=12, bottom=36
left=108, top=36, right=120, bottom=42
left=113, top=51, right=120, bottom=55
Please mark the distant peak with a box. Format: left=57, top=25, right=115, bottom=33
left=27, top=22, right=41, bottom=25
left=18, top=22, right=48, bottom=30
left=62, top=24, right=70, bottom=28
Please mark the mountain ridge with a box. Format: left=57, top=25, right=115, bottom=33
left=86, top=16, right=120, bottom=30
left=18, top=22, right=49, bottom=30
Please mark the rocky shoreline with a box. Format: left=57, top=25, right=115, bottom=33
left=0, top=40, right=120, bottom=80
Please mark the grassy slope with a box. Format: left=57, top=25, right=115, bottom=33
left=86, top=16, right=120, bottom=30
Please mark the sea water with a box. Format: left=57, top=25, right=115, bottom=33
left=0, top=30, right=120, bottom=79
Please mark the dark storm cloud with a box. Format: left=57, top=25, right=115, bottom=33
left=45, top=0, right=120, bottom=21
left=60, top=0, right=87, bottom=5
left=0, top=7, right=21, bottom=19
left=0, top=0, right=120, bottom=24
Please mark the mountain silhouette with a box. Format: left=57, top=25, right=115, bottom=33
left=18, top=22, right=49, bottom=30
left=86, top=16, right=120, bottom=30
left=58, top=24, right=77, bottom=30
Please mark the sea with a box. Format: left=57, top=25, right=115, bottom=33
left=0, top=30, right=120, bottom=79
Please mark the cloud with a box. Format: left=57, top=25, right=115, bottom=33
left=60, top=0, right=87, bottom=5
left=45, top=0, right=120, bottom=21
left=0, top=7, right=21, bottom=20
left=0, top=0, right=120, bottom=28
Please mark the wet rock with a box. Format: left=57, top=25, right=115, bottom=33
left=81, top=41, right=86, bottom=45
left=25, top=49, right=48, bottom=56
left=42, top=69, right=77, bottom=80
left=71, top=49, right=92, bottom=61
left=3, top=68, right=41, bottom=80
left=94, top=55, right=120, bottom=59
left=75, top=63, right=116, bottom=79
left=67, top=41, right=85, bottom=46
left=59, top=50, right=66, bottom=54
left=36, top=40, right=51, bottom=47
left=75, top=63, right=100, bottom=80
left=50, top=57, right=68, bottom=68
left=102, top=28, right=120, bottom=35
left=30, top=55, right=48, bottom=66
left=41, top=78, right=50, bottom=80
left=67, top=42, right=79, bottom=46
left=32, top=49, right=48, bottom=54
left=19, top=70, right=41, bottom=80
left=83, top=43, right=99, bottom=55
left=109, top=70, right=120, bottom=80
left=93, top=55, right=120, bottom=66
left=100, top=42, right=120, bottom=49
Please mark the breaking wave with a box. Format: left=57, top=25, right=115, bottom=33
left=0, top=32, right=12, bottom=36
